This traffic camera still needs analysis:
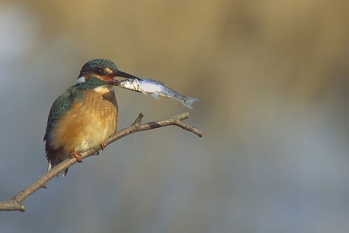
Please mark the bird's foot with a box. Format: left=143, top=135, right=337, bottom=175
left=100, top=142, right=107, bottom=151
left=71, top=151, right=83, bottom=163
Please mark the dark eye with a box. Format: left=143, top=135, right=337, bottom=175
left=95, top=67, right=104, bottom=74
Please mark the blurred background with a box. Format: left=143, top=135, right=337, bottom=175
left=1, top=0, right=349, bottom=232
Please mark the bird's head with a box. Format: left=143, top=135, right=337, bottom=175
left=75, top=58, right=140, bottom=86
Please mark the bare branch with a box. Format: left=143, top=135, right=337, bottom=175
left=0, top=112, right=204, bottom=212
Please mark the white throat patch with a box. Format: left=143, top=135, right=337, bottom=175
left=94, top=85, right=114, bottom=93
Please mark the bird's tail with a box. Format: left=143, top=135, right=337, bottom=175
left=47, top=158, right=69, bottom=177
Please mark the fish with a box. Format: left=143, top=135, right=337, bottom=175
left=117, top=77, right=200, bottom=109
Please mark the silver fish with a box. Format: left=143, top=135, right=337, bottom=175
left=118, top=78, right=200, bottom=109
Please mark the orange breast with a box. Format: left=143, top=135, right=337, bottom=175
left=50, top=88, right=118, bottom=159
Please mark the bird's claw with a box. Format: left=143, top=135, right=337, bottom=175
left=100, top=142, right=107, bottom=151
left=71, top=151, right=83, bottom=163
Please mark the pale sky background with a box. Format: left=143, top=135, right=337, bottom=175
left=1, top=1, right=349, bottom=233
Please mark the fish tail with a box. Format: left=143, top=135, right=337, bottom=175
left=182, top=97, right=200, bottom=109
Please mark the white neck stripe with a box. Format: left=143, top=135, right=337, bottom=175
left=74, top=76, right=86, bottom=85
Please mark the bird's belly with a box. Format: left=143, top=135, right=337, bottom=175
left=50, top=90, right=117, bottom=155
left=76, top=115, right=116, bottom=151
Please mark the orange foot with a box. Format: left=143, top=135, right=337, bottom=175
left=71, top=151, right=83, bottom=163
left=100, top=142, right=107, bottom=151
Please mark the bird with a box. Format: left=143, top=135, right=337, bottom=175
left=44, top=58, right=140, bottom=176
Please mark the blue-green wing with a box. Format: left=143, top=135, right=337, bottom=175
left=43, top=86, right=76, bottom=142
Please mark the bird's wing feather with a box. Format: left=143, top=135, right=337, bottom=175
left=43, top=86, right=77, bottom=142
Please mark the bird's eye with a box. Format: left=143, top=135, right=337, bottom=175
left=95, top=68, right=104, bottom=74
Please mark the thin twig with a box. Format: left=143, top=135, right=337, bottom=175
left=0, top=112, right=204, bottom=212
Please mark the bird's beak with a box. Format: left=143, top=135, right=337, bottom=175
left=115, top=70, right=141, bottom=80
left=106, top=70, right=141, bottom=86
left=106, top=79, right=119, bottom=86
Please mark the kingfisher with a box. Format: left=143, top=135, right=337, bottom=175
left=44, top=59, right=140, bottom=176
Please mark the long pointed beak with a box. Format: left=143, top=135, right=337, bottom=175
left=115, top=70, right=141, bottom=80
